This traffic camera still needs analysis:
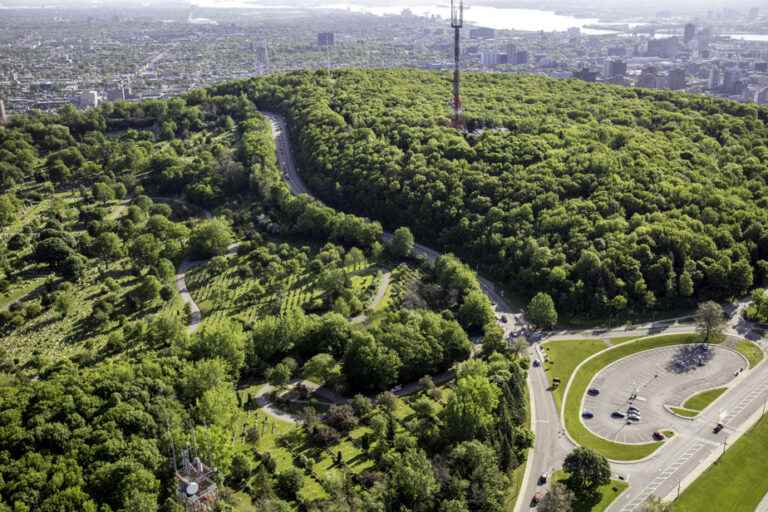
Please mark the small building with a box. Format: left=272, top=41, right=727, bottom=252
left=667, top=68, right=687, bottom=90
left=79, top=90, right=99, bottom=109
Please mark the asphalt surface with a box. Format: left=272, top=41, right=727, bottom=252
left=263, top=111, right=768, bottom=512
left=584, top=346, right=744, bottom=444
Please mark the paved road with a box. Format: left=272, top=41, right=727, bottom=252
left=263, top=111, right=568, bottom=511
left=263, top=111, right=768, bottom=512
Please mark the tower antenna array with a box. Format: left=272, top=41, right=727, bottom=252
left=450, top=0, right=464, bottom=130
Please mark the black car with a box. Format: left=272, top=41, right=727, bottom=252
left=587, top=388, right=600, bottom=396
left=713, top=423, right=724, bottom=434
left=611, top=410, right=626, bottom=419
left=582, top=411, right=594, bottom=419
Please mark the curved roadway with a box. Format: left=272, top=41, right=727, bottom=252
left=265, top=111, right=768, bottom=511
left=263, top=111, right=571, bottom=510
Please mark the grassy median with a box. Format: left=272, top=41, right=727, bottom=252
left=682, top=387, right=727, bottom=411
left=542, top=339, right=608, bottom=411
left=735, top=339, right=764, bottom=368
left=563, top=333, right=702, bottom=461
left=674, top=416, right=768, bottom=511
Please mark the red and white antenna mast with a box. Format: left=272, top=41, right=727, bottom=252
left=451, top=0, right=464, bottom=130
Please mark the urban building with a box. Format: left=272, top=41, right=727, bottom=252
left=708, top=67, right=721, bottom=90
left=684, top=23, right=697, bottom=44
left=637, top=66, right=659, bottom=88
left=514, top=50, right=529, bottom=65
left=573, top=68, right=598, bottom=82
left=469, top=27, right=495, bottom=39
left=79, top=90, right=99, bottom=108
left=668, top=68, right=687, bottom=90
left=604, top=59, right=627, bottom=78
left=0, top=99, right=6, bottom=125
left=646, top=37, right=680, bottom=58
left=317, top=32, right=335, bottom=46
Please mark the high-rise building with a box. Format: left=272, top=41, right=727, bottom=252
left=607, top=46, right=627, bottom=57
left=708, top=67, right=721, bottom=90
left=668, top=68, right=687, bottom=90
left=0, top=99, right=6, bottom=125
left=480, top=51, right=498, bottom=66
left=636, top=66, right=659, bottom=89
left=683, top=23, right=697, bottom=44
left=505, top=42, right=517, bottom=58
left=317, top=32, right=335, bottom=46
left=755, top=62, right=768, bottom=73
left=646, top=37, right=680, bottom=58
left=604, top=60, right=627, bottom=78
left=514, top=50, right=529, bottom=65
left=723, top=67, right=743, bottom=94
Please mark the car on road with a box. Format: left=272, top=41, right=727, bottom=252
left=652, top=431, right=664, bottom=441
left=713, top=423, right=724, bottom=434
left=501, top=316, right=508, bottom=323
left=582, top=411, right=594, bottom=419
left=531, top=491, right=546, bottom=506
left=611, top=410, right=626, bottom=419
left=532, top=360, right=541, bottom=368
left=538, top=472, right=548, bottom=485
left=587, top=388, right=600, bottom=396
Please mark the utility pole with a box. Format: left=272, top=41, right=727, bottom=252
left=450, top=0, right=464, bottom=130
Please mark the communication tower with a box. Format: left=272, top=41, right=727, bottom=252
left=450, top=0, right=464, bottom=129
left=175, top=449, right=219, bottom=511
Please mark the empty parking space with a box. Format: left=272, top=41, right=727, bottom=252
left=581, top=345, right=744, bottom=444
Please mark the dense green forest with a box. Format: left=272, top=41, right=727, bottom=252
left=215, top=69, right=768, bottom=318
left=0, top=86, right=529, bottom=511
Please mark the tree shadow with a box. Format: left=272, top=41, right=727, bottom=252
left=667, top=344, right=713, bottom=374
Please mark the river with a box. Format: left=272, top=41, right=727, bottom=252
left=191, top=0, right=610, bottom=33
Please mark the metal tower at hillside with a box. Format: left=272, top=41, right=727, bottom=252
left=450, top=0, right=464, bottom=130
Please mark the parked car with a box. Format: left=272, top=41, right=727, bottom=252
left=587, top=388, right=600, bottom=396
left=582, top=411, right=594, bottom=419
left=611, top=410, right=626, bottom=419
left=652, top=431, right=664, bottom=441
left=713, top=423, right=724, bottom=434
left=628, top=415, right=640, bottom=422
left=628, top=406, right=640, bottom=414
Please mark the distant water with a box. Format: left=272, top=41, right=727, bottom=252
left=191, top=1, right=604, bottom=33
left=726, top=34, right=768, bottom=42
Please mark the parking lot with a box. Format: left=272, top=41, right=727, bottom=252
left=582, top=345, right=746, bottom=444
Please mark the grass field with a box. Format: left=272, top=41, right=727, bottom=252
left=734, top=339, right=764, bottom=368
left=563, top=333, right=702, bottom=461
left=673, top=416, right=768, bottom=512
left=552, top=470, right=629, bottom=512
left=670, top=407, right=699, bottom=418
left=541, top=339, right=608, bottom=412
left=682, top=387, right=728, bottom=412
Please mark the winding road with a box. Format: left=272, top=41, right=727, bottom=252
left=170, top=112, right=768, bottom=511
left=264, top=111, right=768, bottom=512
left=264, top=111, right=571, bottom=511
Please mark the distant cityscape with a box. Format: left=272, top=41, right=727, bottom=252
left=3, top=4, right=768, bottom=116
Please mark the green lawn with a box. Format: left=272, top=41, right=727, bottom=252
left=674, top=417, right=768, bottom=512
left=542, top=339, right=608, bottom=412
left=552, top=470, right=629, bottom=512
left=564, top=333, right=702, bottom=461
left=682, top=387, right=727, bottom=412
left=734, top=340, right=764, bottom=368
left=670, top=407, right=698, bottom=418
